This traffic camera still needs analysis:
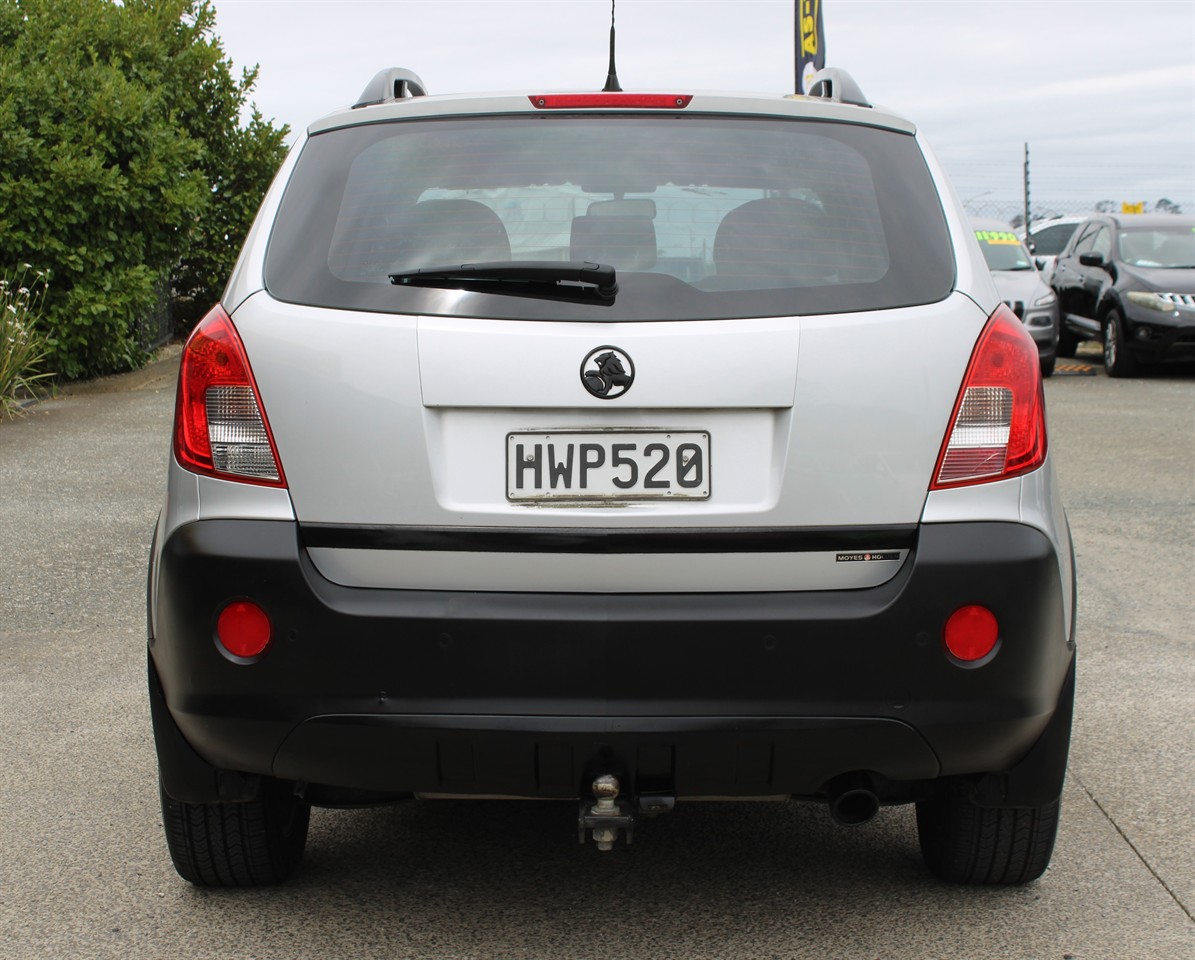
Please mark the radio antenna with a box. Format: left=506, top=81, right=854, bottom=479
left=602, top=0, right=622, bottom=92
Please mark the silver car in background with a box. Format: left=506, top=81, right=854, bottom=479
left=1021, top=216, right=1085, bottom=276
left=973, top=217, right=1060, bottom=376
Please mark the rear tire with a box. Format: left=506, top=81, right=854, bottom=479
left=160, top=779, right=310, bottom=886
left=916, top=779, right=1061, bottom=884
left=1040, top=354, right=1056, bottom=378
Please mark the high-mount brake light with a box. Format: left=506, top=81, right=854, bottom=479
left=529, top=94, right=693, bottom=110
left=173, top=305, right=286, bottom=487
left=931, top=304, right=1046, bottom=489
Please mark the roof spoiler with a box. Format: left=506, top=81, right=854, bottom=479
left=353, top=68, right=429, bottom=109
left=805, top=68, right=870, bottom=108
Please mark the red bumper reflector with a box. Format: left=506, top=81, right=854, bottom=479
left=943, top=605, right=999, bottom=662
left=217, top=601, right=272, bottom=659
left=529, top=94, right=692, bottom=109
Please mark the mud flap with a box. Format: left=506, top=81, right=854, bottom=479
left=148, top=651, right=264, bottom=804
left=972, top=657, right=1075, bottom=808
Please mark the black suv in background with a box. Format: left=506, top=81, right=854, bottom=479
left=1050, top=213, right=1195, bottom=376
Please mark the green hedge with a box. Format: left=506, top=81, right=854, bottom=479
left=0, top=0, right=288, bottom=380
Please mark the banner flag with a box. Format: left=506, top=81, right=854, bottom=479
left=797, top=0, right=825, bottom=94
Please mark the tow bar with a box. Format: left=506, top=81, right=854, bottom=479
left=578, top=775, right=675, bottom=851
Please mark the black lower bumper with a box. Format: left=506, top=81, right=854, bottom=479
left=1121, top=312, right=1195, bottom=360
left=149, top=520, right=1074, bottom=804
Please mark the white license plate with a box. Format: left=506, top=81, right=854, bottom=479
left=507, top=431, right=710, bottom=501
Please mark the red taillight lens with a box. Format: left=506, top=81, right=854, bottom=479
left=174, top=305, right=285, bottom=487
left=943, top=605, right=999, bottom=662
left=216, top=600, right=272, bottom=659
left=529, top=94, right=693, bottom=109
left=931, top=304, right=1046, bottom=489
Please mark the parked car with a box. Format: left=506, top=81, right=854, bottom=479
left=972, top=218, right=1060, bottom=376
left=1020, top=216, right=1084, bottom=275
left=1050, top=213, right=1195, bottom=376
left=148, top=65, right=1076, bottom=888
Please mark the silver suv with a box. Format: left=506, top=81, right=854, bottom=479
left=148, top=67, right=1076, bottom=887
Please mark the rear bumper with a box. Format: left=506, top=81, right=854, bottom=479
left=149, top=519, right=1074, bottom=802
left=1023, top=309, right=1058, bottom=358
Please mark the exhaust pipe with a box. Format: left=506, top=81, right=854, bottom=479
left=827, top=774, right=881, bottom=826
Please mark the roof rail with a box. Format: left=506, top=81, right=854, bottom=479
left=806, top=68, right=870, bottom=108
left=353, top=68, right=429, bottom=109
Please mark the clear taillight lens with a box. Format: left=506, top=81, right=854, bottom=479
left=932, top=304, right=1046, bottom=489
left=174, top=305, right=286, bottom=487
left=206, top=385, right=278, bottom=479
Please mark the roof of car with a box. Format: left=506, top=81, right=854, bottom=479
left=1024, top=216, right=1086, bottom=230
left=308, top=69, right=918, bottom=137
left=309, top=90, right=918, bottom=137
left=970, top=217, right=1020, bottom=233
left=1101, top=213, right=1195, bottom=228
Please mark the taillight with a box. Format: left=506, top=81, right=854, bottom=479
left=931, top=304, right=1046, bottom=489
left=173, top=305, right=286, bottom=487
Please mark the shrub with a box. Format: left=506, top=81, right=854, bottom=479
left=0, top=0, right=288, bottom=380
left=0, top=264, right=54, bottom=419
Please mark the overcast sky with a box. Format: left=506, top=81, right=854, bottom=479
left=210, top=0, right=1195, bottom=216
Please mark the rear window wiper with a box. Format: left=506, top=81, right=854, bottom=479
left=389, top=261, right=618, bottom=304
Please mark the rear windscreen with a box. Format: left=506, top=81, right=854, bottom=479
left=265, top=114, right=955, bottom=321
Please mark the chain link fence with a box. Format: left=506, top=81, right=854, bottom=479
left=964, top=198, right=1186, bottom=230
left=134, top=274, right=174, bottom=353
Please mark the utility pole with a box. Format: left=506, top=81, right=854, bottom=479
left=1023, top=143, right=1031, bottom=232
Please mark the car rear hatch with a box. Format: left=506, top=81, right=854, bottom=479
left=238, top=100, right=977, bottom=593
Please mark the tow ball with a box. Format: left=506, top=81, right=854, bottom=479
left=579, top=775, right=634, bottom=850
left=578, top=775, right=677, bottom=850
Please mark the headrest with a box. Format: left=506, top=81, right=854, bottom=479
left=395, top=199, right=511, bottom=267
left=713, top=198, right=833, bottom=283
left=570, top=214, right=657, bottom=271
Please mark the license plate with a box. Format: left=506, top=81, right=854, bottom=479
left=507, top=431, right=710, bottom=501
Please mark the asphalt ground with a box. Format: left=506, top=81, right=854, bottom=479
left=0, top=344, right=1192, bottom=960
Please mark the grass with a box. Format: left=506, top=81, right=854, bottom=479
left=0, top=265, right=55, bottom=419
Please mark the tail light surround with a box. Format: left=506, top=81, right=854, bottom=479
left=174, top=305, right=286, bottom=487
left=931, top=304, right=1046, bottom=489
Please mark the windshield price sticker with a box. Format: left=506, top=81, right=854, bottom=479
left=507, top=431, right=710, bottom=501
left=975, top=230, right=1021, bottom=246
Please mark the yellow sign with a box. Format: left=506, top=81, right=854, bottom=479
left=801, top=0, right=820, bottom=55
left=797, top=0, right=824, bottom=94
left=1121, top=202, right=1144, bottom=214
